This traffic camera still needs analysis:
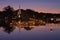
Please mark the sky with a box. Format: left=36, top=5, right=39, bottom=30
left=0, top=0, right=60, bottom=13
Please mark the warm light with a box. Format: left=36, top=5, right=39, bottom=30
left=51, top=18, right=54, bottom=20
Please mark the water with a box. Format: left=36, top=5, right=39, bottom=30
left=0, top=23, right=60, bottom=40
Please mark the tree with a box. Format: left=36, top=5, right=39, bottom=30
left=3, top=5, right=14, bottom=20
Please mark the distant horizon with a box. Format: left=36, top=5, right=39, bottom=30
left=0, top=0, right=60, bottom=14
left=0, top=6, right=60, bottom=14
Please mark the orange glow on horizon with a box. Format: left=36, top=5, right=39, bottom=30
left=32, top=8, right=60, bottom=14
left=0, top=6, right=60, bottom=14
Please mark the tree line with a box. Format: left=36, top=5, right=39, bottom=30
left=0, top=5, right=60, bottom=34
left=0, top=5, right=60, bottom=20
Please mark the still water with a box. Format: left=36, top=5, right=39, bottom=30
left=0, top=23, right=60, bottom=40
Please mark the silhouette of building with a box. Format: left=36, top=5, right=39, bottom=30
left=16, top=5, right=22, bottom=32
left=17, top=5, right=21, bottom=18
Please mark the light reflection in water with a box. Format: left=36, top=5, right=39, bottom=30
left=0, top=20, right=60, bottom=40
left=5, top=20, right=60, bottom=33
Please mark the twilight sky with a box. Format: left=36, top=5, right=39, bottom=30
left=0, top=0, right=60, bottom=13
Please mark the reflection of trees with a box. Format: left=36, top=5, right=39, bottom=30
left=0, top=20, right=15, bottom=34
left=24, top=27, right=33, bottom=31
left=0, top=5, right=60, bottom=34
left=3, top=24, right=15, bottom=34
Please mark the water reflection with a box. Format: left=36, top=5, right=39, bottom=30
left=0, top=20, right=60, bottom=40
left=0, top=22, right=15, bottom=34
left=0, top=19, right=60, bottom=34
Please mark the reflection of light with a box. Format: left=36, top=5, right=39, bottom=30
left=10, top=23, right=13, bottom=27
left=18, top=21, right=21, bottom=24
left=50, top=27, right=53, bottom=32
left=0, top=27, right=4, bottom=30
left=39, top=20, right=46, bottom=25
left=56, top=18, right=60, bottom=21
left=51, top=18, right=54, bottom=20
left=18, top=15, right=20, bottom=18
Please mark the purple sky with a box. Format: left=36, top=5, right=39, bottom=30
left=0, top=0, right=60, bottom=13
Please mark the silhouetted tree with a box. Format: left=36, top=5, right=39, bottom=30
left=3, top=5, right=14, bottom=20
